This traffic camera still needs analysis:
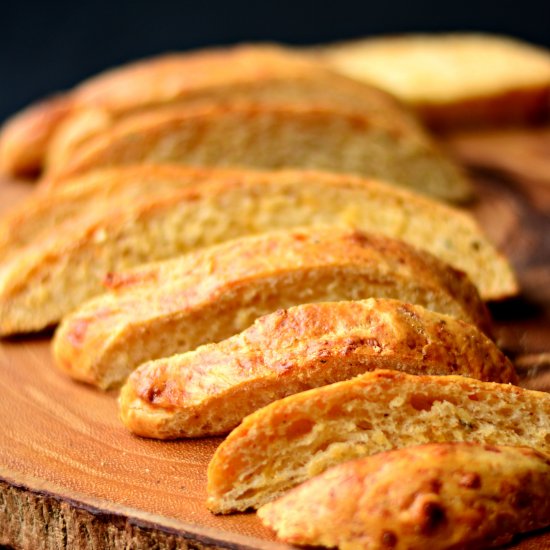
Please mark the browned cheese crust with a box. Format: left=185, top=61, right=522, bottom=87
left=258, top=443, right=550, bottom=550
left=206, top=370, right=549, bottom=513
left=54, top=227, right=492, bottom=389
left=119, top=300, right=516, bottom=439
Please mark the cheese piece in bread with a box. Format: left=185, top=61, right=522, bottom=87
left=119, top=299, right=516, bottom=439
left=0, top=44, right=425, bottom=179
left=318, top=33, right=550, bottom=129
left=54, top=228, right=492, bottom=389
left=206, top=369, right=548, bottom=513
left=258, top=443, right=550, bottom=549
left=46, top=101, right=470, bottom=203
left=0, top=168, right=517, bottom=336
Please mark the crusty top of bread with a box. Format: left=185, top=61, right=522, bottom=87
left=206, top=369, right=549, bottom=513
left=71, top=44, right=398, bottom=114
left=0, top=43, right=419, bottom=178
left=258, top=443, right=550, bottom=549
left=319, top=33, right=550, bottom=105
left=119, top=299, right=516, bottom=439
left=53, top=227, right=493, bottom=389
left=0, top=94, right=73, bottom=178
left=318, top=33, right=550, bottom=128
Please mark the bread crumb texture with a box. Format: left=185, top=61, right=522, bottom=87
left=53, top=226, right=492, bottom=389
left=258, top=442, right=550, bottom=550
left=119, top=300, right=516, bottom=439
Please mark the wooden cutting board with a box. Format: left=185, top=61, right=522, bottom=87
left=1, top=130, right=550, bottom=549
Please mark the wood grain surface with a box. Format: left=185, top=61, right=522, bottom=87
left=1, top=131, right=550, bottom=549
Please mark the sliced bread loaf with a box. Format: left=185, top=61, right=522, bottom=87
left=0, top=168, right=517, bottom=336
left=54, top=228, right=492, bottom=389
left=119, top=299, right=516, bottom=439
left=206, top=369, right=548, bottom=513
left=258, top=443, right=550, bottom=549
left=0, top=44, right=423, bottom=179
left=46, top=102, right=471, bottom=202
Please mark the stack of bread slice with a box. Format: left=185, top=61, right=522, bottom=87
left=52, top=227, right=495, bottom=389
left=1, top=39, right=545, bottom=549
left=206, top=369, right=550, bottom=513
left=0, top=45, right=471, bottom=202
left=0, top=167, right=516, bottom=336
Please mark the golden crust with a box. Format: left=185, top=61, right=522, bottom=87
left=317, top=33, right=550, bottom=129
left=71, top=45, right=397, bottom=114
left=119, top=299, right=515, bottom=439
left=0, top=167, right=517, bottom=336
left=54, top=227, right=492, bottom=389
left=206, top=369, right=549, bottom=513
left=258, top=443, right=550, bottom=549
left=0, top=94, right=73, bottom=178
left=45, top=101, right=471, bottom=203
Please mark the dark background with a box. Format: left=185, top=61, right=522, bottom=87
left=2, top=0, right=550, bottom=124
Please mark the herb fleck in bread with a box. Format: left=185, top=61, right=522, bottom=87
left=54, top=227, right=492, bottom=389
left=46, top=101, right=470, bottom=202
left=0, top=168, right=516, bottom=336
left=258, top=443, right=550, bottom=550
left=206, top=369, right=548, bottom=513
left=119, top=299, right=516, bottom=440
left=318, top=33, right=550, bottom=129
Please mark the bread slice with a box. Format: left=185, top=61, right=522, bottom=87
left=317, top=33, right=550, bottom=130
left=45, top=101, right=471, bottom=202
left=258, top=443, right=550, bottom=549
left=119, top=299, right=516, bottom=439
left=0, top=165, right=226, bottom=262
left=206, top=369, right=548, bottom=513
left=45, top=46, right=425, bottom=175
left=54, top=228, right=492, bottom=389
left=0, top=168, right=517, bottom=336
left=0, top=44, right=423, bottom=179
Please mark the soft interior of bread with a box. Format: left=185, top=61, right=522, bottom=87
left=46, top=73, right=420, bottom=171
left=59, top=105, right=468, bottom=202
left=209, top=375, right=550, bottom=513
left=0, top=167, right=215, bottom=260
left=0, top=176, right=510, bottom=334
